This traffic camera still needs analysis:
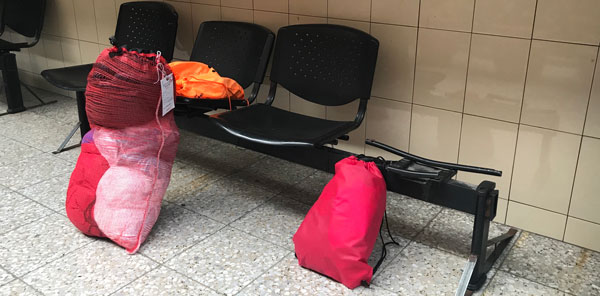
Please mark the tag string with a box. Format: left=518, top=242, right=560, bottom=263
left=155, top=51, right=166, bottom=83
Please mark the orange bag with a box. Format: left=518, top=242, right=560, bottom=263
left=169, top=61, right=245, bottom=105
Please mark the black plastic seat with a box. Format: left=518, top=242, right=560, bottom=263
left=211, top=24, right=379, bottom=147
left=0, top=0, right=55, bottom=115
left=41, top=1, right=178, bottom=153
left=176, top=21, right=274, bottom=113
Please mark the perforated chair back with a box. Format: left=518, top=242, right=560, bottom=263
left=190, top=21, right=274, bottom=89
left=0, top=0, right=45, bottom=46
left=270, top=24, right=379, bottom=106
left=113, top=1, right=178, bottom=61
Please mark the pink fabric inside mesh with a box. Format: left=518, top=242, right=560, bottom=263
left=65, top=47, right=180, bottom=253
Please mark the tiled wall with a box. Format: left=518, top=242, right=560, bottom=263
left=8, top=0, right=600, bottom=252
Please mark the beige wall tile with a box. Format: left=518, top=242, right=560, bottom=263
left=289, top=0, right=327, bottom=17
left=472, top=0, right=535, bottom=38
left=221, top=7, right=253, bottom=22
left=94, top=0, right=117, bottom=45
left=254, top=0, right=287, bottom=13
left=192, top=0, right=220, bottom=5
left=464, top=34, right=529, bottom=123
left=191, top=4, right=221, bottom=37
left=409, top=105, right=462, bottom=162
left=414, top=29, right=470, bottom=112
left=327, top=18, right=370, bottom=33
left=328, top=0, right=371, bottom=22
left=221, top=0, right=253, bottom=9
left=569, top=137, right=600, bottom=223
left=44, top=0, right=78, bottom=39
left=253, top=11, right=288, bottom=35
left=495, top=198, right=508, bottom=223
left=60, top=38, right=82, bottom=67
left=370, top=24, right=417, bottom=103
left=28, top=40, right=48, bottom=74
left=564, top=217, right=600, bottom=252
left=584, top=60, right=600, bottom=138
left=365, top=98, right=411, bottom=160
left=289, top=15, right=326, bottom=25
left=506, top=202, right=567, bottom=240
left=79, top=41, right=101, bottom=64
left=74, top=0, right=98, bottom=43
left=458, top=115, right=518, bottom=198
left=510, top=125, right=581, bottom=214
left=257, top=83, right=290, bottom=111
left=420, top=0, right=474, bottom=32
left=42, top=35, right=65, bottom=69
left=165, top=1, right=194, bottom=60
left=534, top=0, right=600, bottom=45
left=290, top=94, right=326, bottom=119
left=327, top=101, right=366, bottom=155
left=522, top=41, right=596, bottom=134
left=371, top=0, right=419, bottom=27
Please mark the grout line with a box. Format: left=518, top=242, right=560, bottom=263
left=232, top=250, right=293, bottom=296
left=407, top=0, right=421, bottom=153
left=562, top=46, right=600, bottom=240
left=455, top=0, right=478, bottom=165
left=506, top=0, right=537, bottom=208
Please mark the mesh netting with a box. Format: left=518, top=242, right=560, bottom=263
left=67, top=47, right=179, bottom=253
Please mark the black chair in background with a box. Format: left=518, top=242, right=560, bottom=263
left=0, top=0, right=56, bottom=116
left=211, top=24, right=379, bottom=147
left=42, top=1, right=178, bottom=153
left=175, top=21, right=274, bottom=115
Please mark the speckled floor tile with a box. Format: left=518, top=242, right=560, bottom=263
left=0, top=279, right=41, bottom=296
left=29, top=95, right=79, bottom=125
left=0, top=137, right=42, bottom=166
left=230, top=195, right=312, bottom=250
left=279, top=170, right=333, bottom=205
left=501, top=232, right=600, bottom=295
left=238, top=253, right=397, bottom=296
left=416, top=208, right=514, bottom=256
left=0, top=213, right=93, bottom=276
left=138, top=203, right=225, bottom=263
left=483, top=271, right=566, bottom=296
left=23, top=240, right=158, bottom=295
left=372, top=242, right=464, bottom=295
left=165, top=227, right=289, bottom=296
left=176, top=177, right=276, bottom=223
left=163, top=160, right=222, bottom=203
left=17, top=173, right=70, bottom=212
left=52, top=144, right=82, bottom=164
left=0, top=186, right=53, bottom=235
left=0, top=113, right=77, bottom=152
left=233, top=156, right=317, bottom=193
left=385, top=192, right=443, bottom=240
left=0, top=266, right=13, bottom=287
left=114, top=266, right=223, bottom=296
left=0, top=153, right=72, bottom=190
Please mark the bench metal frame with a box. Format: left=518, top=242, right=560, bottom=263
left=176, top=115, right=517, bottom=293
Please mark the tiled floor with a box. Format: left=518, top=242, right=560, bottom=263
left=1, top=88, right=599, bottom=296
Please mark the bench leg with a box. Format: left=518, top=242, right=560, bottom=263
left=466, top=181, right=517, bottom=294
left=0, top=52, right=58, bottom=116
left=53, top=121, right=81, bottom=154
left=0, top=52, right=26, bottom=115
left=76, top=91, right=90, bottom=138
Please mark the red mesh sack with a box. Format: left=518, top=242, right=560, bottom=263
left=66, top=47, right=179, bottom=253
left=293, top=156, right=387, bottom=289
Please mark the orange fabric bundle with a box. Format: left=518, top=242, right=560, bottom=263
left=169, top=61, right=245, bottom=101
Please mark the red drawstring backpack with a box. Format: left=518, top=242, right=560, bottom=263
left=293, top=155, right=397, bottom=289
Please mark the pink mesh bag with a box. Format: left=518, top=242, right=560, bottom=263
left=68, top=47, right=179, bottom=253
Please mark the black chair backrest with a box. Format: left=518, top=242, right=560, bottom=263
left=190, top=21, right=274, bottom=89
left=270, top=24, right=379, bottom=106
left=113, top=1, right=178, bottom=62
left=1, top=0, right=45, bottom=44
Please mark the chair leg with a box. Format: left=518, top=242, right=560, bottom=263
left=0, top=52, right=25, bottom=115
left=76, top=91, right=90, bottom=138
left=0, top=51, right=57, bottom=116
left=53, top=121, right=81, bottom=154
